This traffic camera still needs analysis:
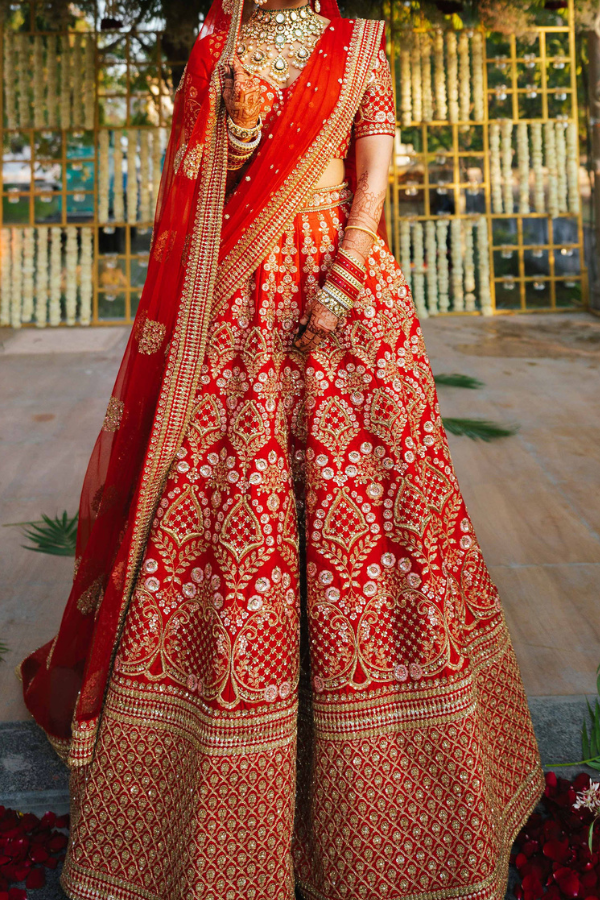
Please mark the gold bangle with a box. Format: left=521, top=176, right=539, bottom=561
left=345, top=224, right=379, bottom=242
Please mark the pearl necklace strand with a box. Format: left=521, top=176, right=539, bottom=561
left=238, top=4, right=326, bottom=86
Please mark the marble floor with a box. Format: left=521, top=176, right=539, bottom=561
left=1, top=312, right=599, bottom=722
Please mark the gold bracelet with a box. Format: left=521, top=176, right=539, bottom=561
left=345, top=224, right=379, bottom=242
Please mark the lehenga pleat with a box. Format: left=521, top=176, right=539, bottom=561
left=61, top=185, right=543, bottom=900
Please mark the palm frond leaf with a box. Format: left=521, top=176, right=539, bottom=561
left=20, top=511, right=78, bottom=557
left=442, top=417, right=518, bottom=442
left=0, top=642, right=8, bottom=663
left=434, top=373, right=485, bottom=390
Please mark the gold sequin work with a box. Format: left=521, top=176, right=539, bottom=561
left=101, top=396, right=124, bottom=433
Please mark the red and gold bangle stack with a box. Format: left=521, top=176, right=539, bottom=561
left=319, top=247, right=367, bottom=318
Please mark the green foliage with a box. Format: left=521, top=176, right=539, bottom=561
left=0, top=641, right=8, bottom=663
left=18, top=512, right=78, bottom=558
left=442, top=417, right=518, bottom=440
left=434, top=372, right=484, bottom=389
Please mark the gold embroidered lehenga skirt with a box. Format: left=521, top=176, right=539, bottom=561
left=61, top=184, right=543, bottom=900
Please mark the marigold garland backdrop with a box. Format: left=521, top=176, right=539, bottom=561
left=0, top=0, right=588, bottom=325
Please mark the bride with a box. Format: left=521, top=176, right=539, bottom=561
left=21, top=0, right=543, bottom=898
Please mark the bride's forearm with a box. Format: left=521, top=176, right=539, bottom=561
left=342, top=134, right=393, bottom=263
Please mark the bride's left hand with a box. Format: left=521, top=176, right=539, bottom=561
left=293, top=294, right=340, bottom=352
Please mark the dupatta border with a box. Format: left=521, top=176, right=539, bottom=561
left=212, top=17, right=385, bottom=315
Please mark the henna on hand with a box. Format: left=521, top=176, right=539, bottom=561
left=293, top=296, right=339, bottom=351
left=223, top=57, right=261, bottom=130
left=342, top=171, right=387, bottom=263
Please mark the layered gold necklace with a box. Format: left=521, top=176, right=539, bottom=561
left=238, top=4, right=326, bottom=87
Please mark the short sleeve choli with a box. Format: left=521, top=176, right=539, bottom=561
left=353, top=42, right=396, bottom=140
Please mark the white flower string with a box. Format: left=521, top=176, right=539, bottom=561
left=421, top=33, right=433, bottom=123
left=490, top=123, right=503, bottom=213
left=400, top=218, right=412, bottom=290
left=127, top=129, right=139, bottom=223
left=555, top=120, right=568, bottom=213
left=33, top=35, right=45, bottom=130
left=463, top=219, right=476, bottom=311
left=151, top=128, right=163, bottom=213
left=400, top=42, right=412, bottom=127
left=140, top=130, right=151, bottom=222
left=11, top=228, right=23, bottom=329
left=65, top=227, right=78, bottom=325
left=446, top=32, right=459, bottom=124
left=412, top=221, right=427, bottom=318
left=99, top=130, right=110, bottom=222
left=450, top=218, right=464, bottom=311
left=544, top=120, right=559, bottom=218
left=0, top=229, right=11, bottom=327
left=17, top=33, right=31, bottom=129
left=4, top=33, right=17, bottom=130
left=458, top=31, right=470, bottom=124
left=476, top=217, right=492, bottom=315
left=436, top=218, right=450, bottom=312
left=433, top=31, right=447, bottom=121
left=84, top=35, right=95, bottom=130
left=80, top=228, right=93, bottom=326
left=410, top=36, right=422, bottom=124
left=113, top=132, right=125, bottom=222
left=22, top=227, right=35, bottom=323
left=35, top=228, right=49, bottom=328
left=501, top=119, right=514, bottom=215
left=517, top=122, right=530, bottom=214
left=567, top=121, right=580, bottom=214
left=472, top=31, right=485, bottom=122
left=46, top=35, right=58, bottom=128
left=49, top=227, right=62, bottom=327
left=425, top=219, right=438, bottom=314
left=531, top=121, right=545, bottom=213
left=60, top=35, right=71, bottom=130
left=71, top=33, right=83, bottom=130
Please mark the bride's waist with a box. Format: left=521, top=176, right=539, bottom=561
left=314, top=158, right=346, bottom=190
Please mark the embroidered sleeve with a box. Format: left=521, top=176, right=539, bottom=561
left=354, top=44, right=396, bottom=140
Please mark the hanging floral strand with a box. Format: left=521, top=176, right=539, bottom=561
left=433, top=31, right=447, bottom=121
left=446, top=32, right=459, bottom=123
left=410, top=35, right=422, bottom=124
left=0, top=229, right=11, bottom=327
left=22, top=228, right=35, bottom=323
left=60, top=36, right=71, bottom=130
left=517, top=122, right=530, bottom=214
left=463, top=220, right=476, bottom=312
left=490, top=123, right=503, bottom=213
left=421, top=33, right=433, bottom=123
left=400, top=218, right=412, bottom=291
left=139, top=130, right=151, bottom=222
left=472, top=31, right=485, bottom=122
left=4, top=33, right=17, bottom=130
left=566, top=121, right=580, bottom=214
left=33, top=36, right=45, bottom=130
left=476, top=217, right=493, bottom=316
left=11, top=228, right=23, bottom=329
left=49, top=227, right=62, bottom=327
left=531, top=121, right=545, bottom=213
left=412, top=221, right=427, bottom=318
left=436, top=219, right=450, bottom=313
left=151, top=128, right=163, bottom=214
left=80, top=229, right=93, bottom=327
left=555, top=120, right=568, bottom=213
left=46, top=35, right=58, bottom=129
left=400, top=42, right=412, bottom=127
left=71, top=34, right=83, bottom=130
left=99, top=131, right=110, bottom=222
left=35, top=228, right=49, bottom=328
left=17, top=33, right=31, bottom=129
left=450, top=218, right=464, bottom=311
left=544, top=121, right=559, bottom=219
left=65, top=227, right=78, bottom=326
left=84, top=35, right=95, bottom=131
left=501, top=119, right=513, bottom=215
left=425, top=219, right=438, bottom=315
left=458, top=30, right=470, bottom=124
left=113, top=132, right=125, bottom=222
left=127, top=129, right=139, bottom=223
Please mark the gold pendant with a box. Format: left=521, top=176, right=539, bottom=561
left=315, top=0, right=321, bottom=11
left=271, top=56, right=289, bottom=83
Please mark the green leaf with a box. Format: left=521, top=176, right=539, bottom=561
left=434, top=373, right=485, bottom=390
left=583, top=720, right=591, bottom=759
left=589, top=821, right=595, bottom=854
left=0, top=642, right=8, bottom=662
left=19, top=511, right=78, bottom=557
left=442, top=418, right=519, bottom=442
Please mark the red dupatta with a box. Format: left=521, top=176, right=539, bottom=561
left=20, top=0, right=385, bottom=767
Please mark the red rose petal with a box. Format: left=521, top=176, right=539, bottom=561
left=48, top=833, right=67, bottom=852
left=25, top=867, right=46, bottom=889
left=544, top=838, right=571, bottom=862
left=8, top=890, right=26, bottom=900
left=555, top=866, right=581, bottom=898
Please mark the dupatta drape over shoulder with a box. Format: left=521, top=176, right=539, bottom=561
left=20, top=0, right=386, bottom=767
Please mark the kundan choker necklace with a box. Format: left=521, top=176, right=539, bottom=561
left=238, top=4, right=326, bottom=86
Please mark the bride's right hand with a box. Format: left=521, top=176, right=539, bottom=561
left=223, top=57, right=261, bottom=130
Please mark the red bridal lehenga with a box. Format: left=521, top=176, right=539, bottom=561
left=20, top=1, right=544, bottom=899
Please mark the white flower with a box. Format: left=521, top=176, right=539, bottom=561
left=566, top=121, right=580, bottom=214
left=80, top=228, right=93, bottom=327
left=463, top=220, right=476, bottom=312
left=400, top=44, right=411, bottom=127
left=490, top=123, right=503, bottom=213
left=446, top=32, right=459, bottom=124
left=472, top=32, right=485, bottom=122
left=49, top=227, right=62, bottom=327
left=573, top=781, right=600, bottom=814
left=22, top=228, right=34, bottom=324
left=450, top=218, right=464, bottom=311
left=113, top=132, right=125, bottom=222
left=33, top=35, right=45, bottom=129
left=436, top=219, right=450, bottom=313
left=501, top=119, right=514, bottom=215
left=476, top=217, right=492, bottom=316
left=10, top=228, right=22, bottom=329
left=71, top=33, right=83, bottom=129
left=127, top=129, right=139, bottom=223
left=84, top=35, right=95, bottom=130
left=517, top=122, right=530, bottom=214
left=545, top=121, right=559, bottom=219
left=425, top=220, right=438, bottom=315
left=531, top=121, right=545, bottom=213
left=65, top=227, right=78, bottom=326
left=555, top=120, right=568, bottom=213
left=433, top=31, right=447, bottom=121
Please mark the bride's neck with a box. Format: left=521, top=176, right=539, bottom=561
left=259, top=0, right=311, bottom=9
